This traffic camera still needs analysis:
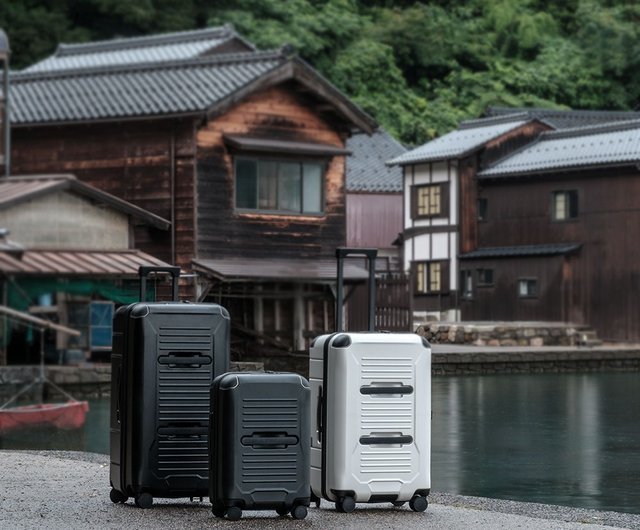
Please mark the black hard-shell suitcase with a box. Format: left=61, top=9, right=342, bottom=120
left=209, top=372, right=311, bottom=521
left=109, top=266, right=230, bottom=508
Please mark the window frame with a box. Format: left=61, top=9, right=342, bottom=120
left=476, top=268, right=494, bottom=287
left=413, top=260, right=449, bottom=295
left=551, top=190, right=578, bottom=222
left=460, top=269, right=473, bottom=299
left=477, top=197, right=488, bottom=222
left=411, top=183, right=450, bottom=219
left=517, top=277, right=538, bottom=298
left=234, top=155, right=327, bottom=216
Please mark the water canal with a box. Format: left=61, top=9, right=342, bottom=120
left=1, top=372, right=638, bottom=514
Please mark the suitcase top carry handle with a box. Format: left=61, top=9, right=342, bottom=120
left=335, top=247, right=377, bottom=332
left=138, top=266, right=180, bottom=302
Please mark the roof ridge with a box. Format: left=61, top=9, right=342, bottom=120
left=458, top=112, right=531, bottom=130
left=13, top=48, right=286, bottom=82
left=542, top=118, right=640, bottom=140
left=488, top=105, right=640, bottom=120
left=55, top=25, right=233, bottom=57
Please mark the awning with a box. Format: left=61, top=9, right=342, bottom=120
left=0, top=249, right=171, bottom=277
left=459, top=243, right=582, bottom=260
left=193, top=257, right=369, bottom=283
left=224, top=135, right=351, bottom=156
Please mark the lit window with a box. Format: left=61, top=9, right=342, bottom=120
left=412, top=184, right=448, bottom=218
left=552, top=191, right=578, bottom=221
left=236, top=158, right=324, bottom=214
left=415, top=261, right=447, bottom=294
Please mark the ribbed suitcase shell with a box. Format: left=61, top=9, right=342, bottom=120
left=310, top=332, right=431, bottom=509
left=110, top=302, right=229, bottom=506
left=209, top=372, right=310, bottom=520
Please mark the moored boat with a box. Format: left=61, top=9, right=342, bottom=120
left=0, top=400, right=89, bottom=433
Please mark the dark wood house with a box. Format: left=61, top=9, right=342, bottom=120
left=5, top=27, right=376, bottom=352
left=392, top=107, right=640, bottom=341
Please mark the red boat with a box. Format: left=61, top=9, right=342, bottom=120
left=0, top=400, right=89, bottom=433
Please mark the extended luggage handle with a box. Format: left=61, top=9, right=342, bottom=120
left=138, top=266, right=180, bottom=302
left=335, top=247, right=377, bottom=332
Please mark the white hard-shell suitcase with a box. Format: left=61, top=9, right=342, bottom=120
left=309, top=248, right=431, bottom=513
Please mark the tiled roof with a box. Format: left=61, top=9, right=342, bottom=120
left=460, top=243, right=582, bottom=259
left=8, top=47, right=376, bottom=132
left=0, top=248, right=170, bottom=276
left=388, top=114, right=532, bottom=166
left=480, top=120, right=640, bottom=178
left=10, top=50, right=285, bottom=124
left=0, top=174, right=170, bottom=229
left=193, top=257, right=369, bottom=282
left=486, top=106, right=640, bottom=130
left=22, top=25, right=254, bottom=73
left=346, top=129, right=405, bottom=192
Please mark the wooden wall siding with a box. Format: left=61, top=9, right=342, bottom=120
left=346, top=192, right=402, bottom=249
left=459, top=156, right=478, bottom=254
left=10, top=120, right=197, bottom=269
left=195, top=85, right=347, bottom=259
left=478, top=167, right=640, bottom=341
left=460, top=256, right=565, bottom=322
left=480, top=122, right=551, bottom=170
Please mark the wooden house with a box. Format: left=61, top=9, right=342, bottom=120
left=0, top=174, right=171, bottom=364
left=5, top=27, right=376, bottom=353
left=392, top=107, right=640, bottom=341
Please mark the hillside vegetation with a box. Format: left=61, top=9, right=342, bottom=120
left=2, top=0, right=639, bottom=144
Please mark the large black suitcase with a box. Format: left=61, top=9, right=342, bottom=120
left=109, top=266, right=230, bottom=508
left=209, top=372, right=310, bottom=521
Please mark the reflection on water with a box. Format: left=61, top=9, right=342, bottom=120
left=1, top=373, right=639, bottom=514
left=432, top=373, right=640, bottom=514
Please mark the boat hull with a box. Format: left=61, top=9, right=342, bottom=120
left=0, top=401, right=89, bottom=433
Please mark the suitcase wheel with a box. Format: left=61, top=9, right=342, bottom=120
left=109, top=488, right=128, bottom=504
left=276, top=506, right=289, bottom=516
left=292, top=505, right=308, bottom=520
left=392, top=501, right=406, bottom=508
left=134, top=492, right=153, bottom=509
left=226, top=506, right=242, bottom=521
left=335, top=496, right=355, bottom=513
left=409, top=495, right=428, bottom=512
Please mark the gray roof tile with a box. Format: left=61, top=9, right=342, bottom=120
left=480, top=120, right=640, bottom=178
left=9, top=51, right=285, bottom=124
left=388, top=114, right=531, bottom=166
left=22, top=26, right=254, bottom=73
left=346, top=129, right=405, bottom=192
left=486, top=106, right=640, bottom=130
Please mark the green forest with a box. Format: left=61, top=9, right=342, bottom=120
left=2, top=0, right=640, bottom=145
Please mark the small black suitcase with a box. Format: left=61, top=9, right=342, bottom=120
left=109, top=266, right=230, bottom=508
left=209, top=372, right=311, bottom=521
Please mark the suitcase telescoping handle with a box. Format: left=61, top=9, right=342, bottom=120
left=335, top=247, right=377, bottom=332
left=138, top=266, right=180, bottom=302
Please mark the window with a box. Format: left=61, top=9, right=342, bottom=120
left=477, top=198, right=488, bottom=221
left=90, top=301, right=114, bottom=350
left=235, top=158, right=324, bottom=214
left=552, top=190, right=578, bottom=221
left=477, top=268, right=494, bottom=286
left=414, top=260, right=448, bottom=294
left=460, top=270, right=473, bottom=298
left=518, top=278, right=538, bottom=298
left=412, top=183, right=449, bottom=218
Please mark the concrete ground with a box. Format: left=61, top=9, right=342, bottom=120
left=1, top=451, right=639, bottom=529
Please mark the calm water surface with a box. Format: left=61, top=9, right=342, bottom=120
left=1, top=373, right=638, bottom=514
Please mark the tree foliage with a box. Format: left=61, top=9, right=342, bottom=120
left=2, top=0, right=640, bottom=145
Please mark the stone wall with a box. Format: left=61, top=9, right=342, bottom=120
left=416, top=321, right=596, bottom=347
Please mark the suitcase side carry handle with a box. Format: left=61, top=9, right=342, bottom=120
left=158, top=426, right=208, bottom=436
left=138, top=266, right=180, bottom=302
left=158, top=354, right=212, bottom=366
left=359, top=435, right=413, bottom=445
left=335, top=247, right=377, bottom=332
left=242, top=434, right=299, bottom=447
left=360, top=385, right=414, bottom=395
